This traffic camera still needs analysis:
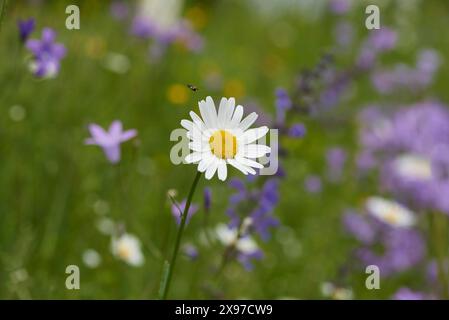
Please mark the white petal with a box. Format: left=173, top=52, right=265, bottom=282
left=189, top=142, right=209, bottom=152
left=228, top=159, right=249, bottom=175
left=242, top=144, right=271, bottom=158
left=180, top=119, right=193, bottom=131
left=205, top=159, right=219, bottom=179
left=240, top=126, right=269, bottom=144
left=239, top=112, right=258, bottom=131
left=198, top=153, right=214, bottom=172
left=217, top=97, right=228, bottom=126
left=230, top=105, right=243, bottom=128
left=201, top=96, right=218, bottom=128
left=189, top=111, right=205, bottom=130
left=225, top=98, right=235, bottom=125
left=235, top=156, right=264, bottom=169
left=217, top=159, right=228, bottom=181
left=185, top=152, right=203, bottom=163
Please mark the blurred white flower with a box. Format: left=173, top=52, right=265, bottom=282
left=102, top=52, right=130, bottom=74
left=9, top=105, right=26, bottom=122
left=93, top=199, right=110, bottom=215
left=96, top=217, right=116, bottom=235
left=321, top=282, right=353, bottom=300
left=393, top=154, right=432, bottom=181
left=215, top=223, right=259, bottom=254
left=138, top=0, right=183, bottom=32
left=111, top=233, right=145, bottom=267
left=82, top=249, right=102, bottom=268
left=366, top=196, right=416, bottom=228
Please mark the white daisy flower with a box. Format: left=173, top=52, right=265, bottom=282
left=215, top=223, right=259, bottom=254
left=181, top=96, right=271, bottom=181
left=393, top=153, right=432, bottom=181
left=111, top=233, right=145, bottom=267
left=365, top=196, right=416, bottom=228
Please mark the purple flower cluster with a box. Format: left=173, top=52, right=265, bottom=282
left=326, top=147, right=346, bottom=182
left=226, top=177, right=280, bottom=241
left=371, top=49, right=441, bottom=94
left=25, top=28, right=66, bottom=78
left=357, top=102, right=449, bottom=214
left=343, top=211, right=425, bottom=277
left=131, top=16, right=203, bottom=56
left=356, top=27, right=397, bottom=70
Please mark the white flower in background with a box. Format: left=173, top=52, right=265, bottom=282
left=111, top=233, right=145, bottom=267
left=366, top=196, right=416, bottom=228
left=82, top=249, right=102, bottom=269
left=138, top=0, right=183, bottom=32
left=321, top=282, right=353, bottom=300
left=96, top=217, right=116, bottom=235
left=181, top=96, right=271, bottom=181
left=393, top=154, right=432, bottom=181
left=215, top=224, right=259, bottom=254
left=102, top=52, right=130, bottom=74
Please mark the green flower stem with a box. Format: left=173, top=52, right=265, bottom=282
left=430, top=212, right=449, bottom=299
left=0, top=0, right=8, bottom=34
left=161, top=171, right=202, bottom=300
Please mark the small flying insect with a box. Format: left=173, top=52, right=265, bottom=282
left=187, top=84, right=199, bottom=92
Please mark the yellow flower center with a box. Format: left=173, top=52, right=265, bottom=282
left=209, top=130, right=237, bottom=159
left=384, top=210, right=398, bottom=225
left=117, top=244, right=131, bottom=260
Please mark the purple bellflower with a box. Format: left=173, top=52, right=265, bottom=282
left=26, top=27, right=66, bottom=78
left=17, top=18, right=35, bottom=42
left=85, top=120, right=137, bottom=164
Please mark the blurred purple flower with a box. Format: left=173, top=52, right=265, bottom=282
left=371, top=49, right=440, bottom=94
left=334, top=21, right=353, bottom=48
left=275, top=88, right=292, bottom=124
left=110, top=1, right=129, bottom=21
left=17, top=18, right=35, bottom=42
left=343, top=211, right=376, bottom=245
left=203, top=187, right=212, bottom=213
left=238, top=249, right=264, bottom=271
left=368, top=27, right=397, bottom=52
left=131, top=16, right=155, bottom=39
left=326, top=147, right=346, bottom=182
left=393, top=288, right=427, bottom=300
left=304, top=175, right=322, bottom=193
left=249, top=179, right=280, bottom=240
left=26, top=27, right=66, bottom=78
left=329, top=0, right=351, bottom=15
left=288, top=123, right=306, bottom=138
left=183, top=243, right=199, bottom=260
left=171, top=199, right=199, bottom=226
left=85, top=120, right=137, bottom=164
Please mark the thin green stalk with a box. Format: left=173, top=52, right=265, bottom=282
left=160, top=171, right=202, bottom=299
left=430, top=212, right=449, bottom=299
left=0, top=0, right=8, bottom=34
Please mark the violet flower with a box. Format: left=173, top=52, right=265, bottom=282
left=85, top=120, right=137, bottom=164
left=26, top=27, right=66, bottom=78
left=17, top=18, right=35, bottom=42
left=326, top=147, right=346, bottom=182
left=329, top=0, right=351, bottom=15
left=110, top=1, right=129, bottom=21
left=275, top=88, right=292, bottom=125
left=203, top=187, right=212, bottom=213
left=304, top=175, right=322, bottom=193
left=393, top=288, right=428, bottom=300
left=171, top=199, right=199, bottom=226
left=288, top=123, right=306, bottom=138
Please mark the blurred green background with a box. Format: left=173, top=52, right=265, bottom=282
left=1, top=0, right=449, bottom=299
